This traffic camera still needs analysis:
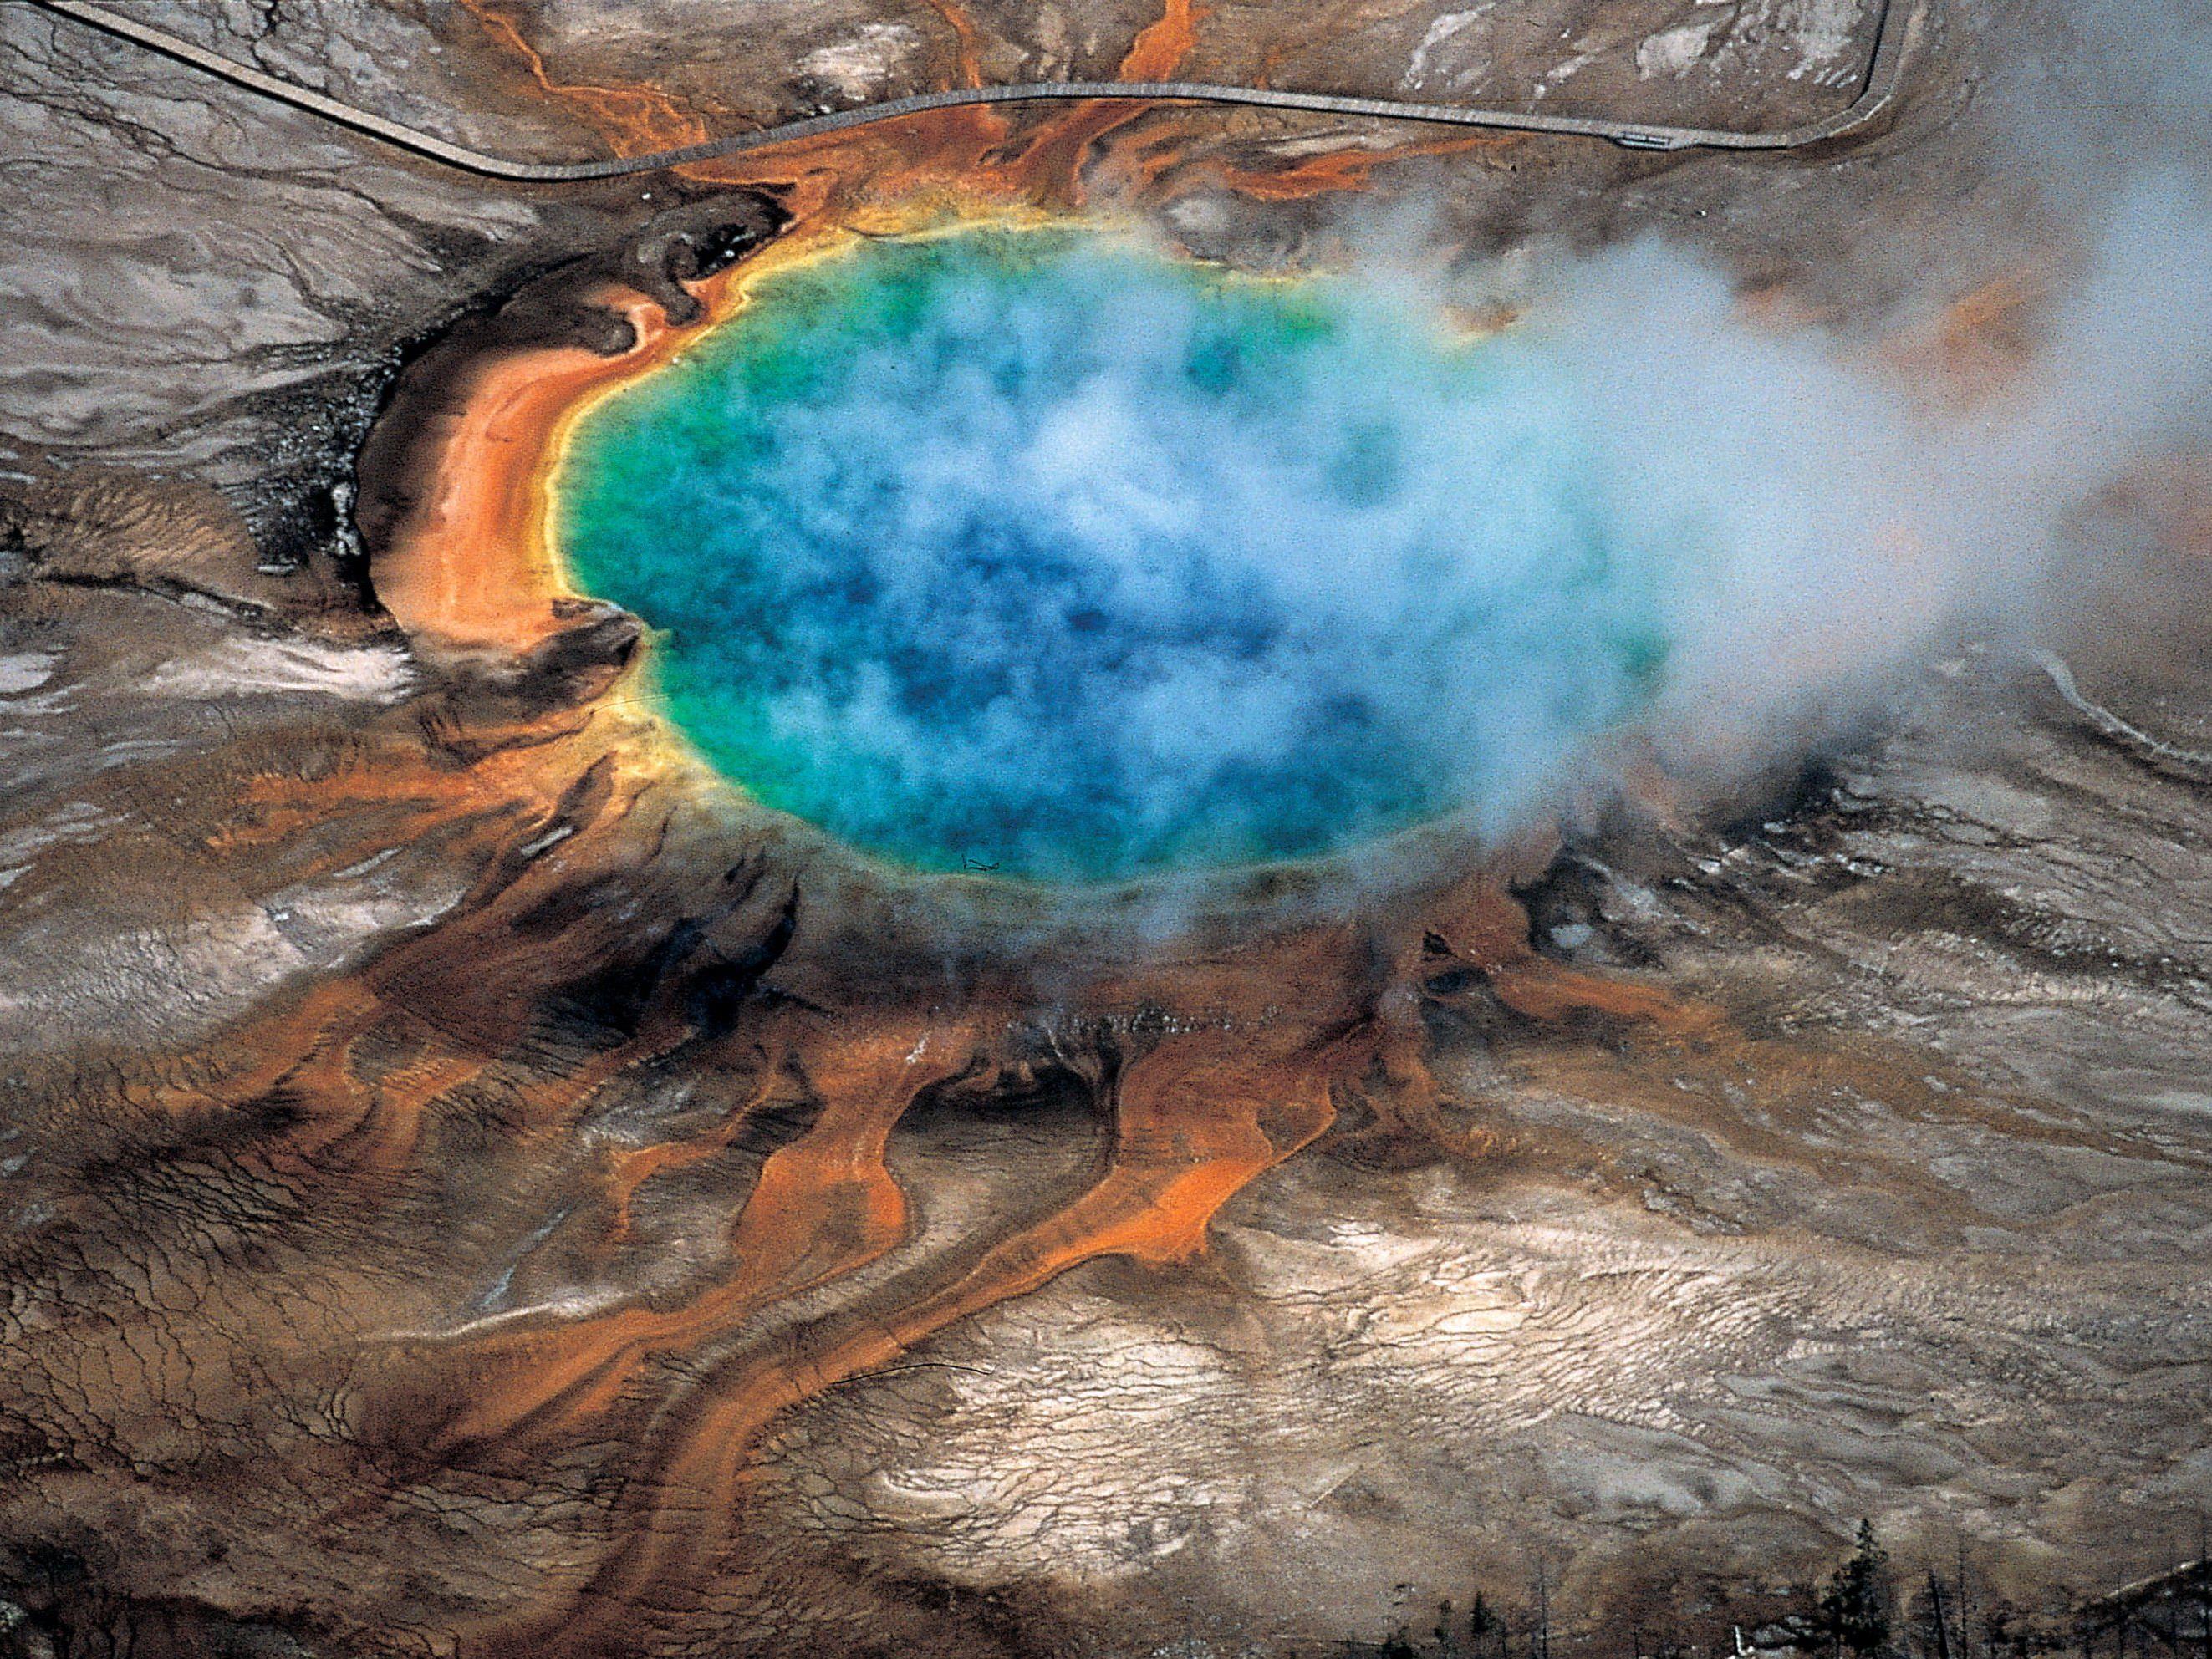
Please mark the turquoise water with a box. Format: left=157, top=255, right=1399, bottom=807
left=555, top=229, right=1674, bottom=883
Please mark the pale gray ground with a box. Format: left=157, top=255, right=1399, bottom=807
left=0, top=2, right=2207, bottom=1656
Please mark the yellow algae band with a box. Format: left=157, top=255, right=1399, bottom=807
left=547, top=225, right=1675, bottom=884
left=371, top=216, right=1033, bottom=654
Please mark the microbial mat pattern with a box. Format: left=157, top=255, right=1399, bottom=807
left=557, top=230, right=1674, bottom=880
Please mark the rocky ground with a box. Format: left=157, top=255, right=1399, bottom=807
left=1, top=2, right=2208, bottom=1656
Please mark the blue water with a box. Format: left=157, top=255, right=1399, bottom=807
left=554, top=228, right=1674, bottom=883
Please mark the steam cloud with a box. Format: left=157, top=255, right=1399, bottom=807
left=561, top=76, right=2211, bottom=883
left=1530, top=174, right=2212, bottom=775
left=1552, top=0, right=2212, bottom=778
left=563, top=230, right=1684, bottom=880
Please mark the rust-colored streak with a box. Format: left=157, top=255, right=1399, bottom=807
left=334, top=182, right=1458, bottom=1644
left=487, top=1026, right=1340, bottom=1655
left=1415, top=879, right=1718, bottom=1036
left=456, top=0, right=706, bottom=155
left=987, top=0, right=1209, bottom=190
left=716, top=1036, right=943, bottom=1298
left=1121, top=0, right=1204, bottom=79
left=404, top=1022, right=971, bottom=1448
left=601, top=1042, right=789, bottom=1239
left=371, top=286, right=718, bottom=652
left=1876, top=262, right=2052, bottom=411
left=16, top=12, right=2123, bottom=1649
left=138, top=616, right=2064, bottom=1658
left=1203, top=129, right=1516, bottom=201
left=443, top=0, right=1501, bottom=251
left=922, top=0, right=989, bottom=89
left=456, top=0, right=1018, bottom=206
left=302, top=34, right=1908, bottom=1646
left=242, top=759, right=667, bottom=1166
left=135, top=721, right=631, bottom=1131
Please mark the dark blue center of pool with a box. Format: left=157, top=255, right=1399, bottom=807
left=554, top=229, right=1672, bottom=883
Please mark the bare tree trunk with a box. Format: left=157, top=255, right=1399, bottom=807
left=1959, top=1538, right=1972, bottom=1659
left=1930, top=1571, right=1955, bottom=1659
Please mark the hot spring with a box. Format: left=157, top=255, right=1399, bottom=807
left=553, top=227, right=1679, bottom=884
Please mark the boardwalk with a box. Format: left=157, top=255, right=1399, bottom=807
left=25, top=0, right=1917, bottom=182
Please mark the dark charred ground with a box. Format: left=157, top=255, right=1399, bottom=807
left=3, top=3, right=2211, bottom=1656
